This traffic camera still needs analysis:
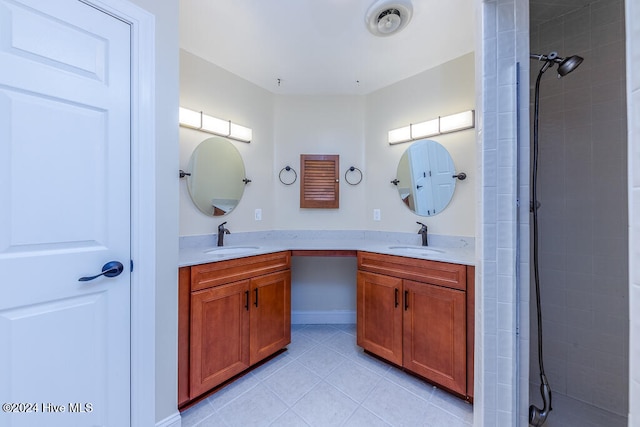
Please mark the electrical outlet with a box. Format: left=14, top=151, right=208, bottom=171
left=373, top=209, right=381, bottom=221
left=254, top=208, right=262, bottom=221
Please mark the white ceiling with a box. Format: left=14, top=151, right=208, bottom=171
left=179, top=0, right=475, bottom=95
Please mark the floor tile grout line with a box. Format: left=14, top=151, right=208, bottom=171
left=344, top=369, right=389, bottom=426
left=204, top=368, right=274, bottom=416
left=362, top=378, right=416, bottom=427
left=260, top=360, right=323, bottom=409
left=289, top=378, right=362, bottom=427
left=346, top=350, right=392, bottom=377
left=429, top=390, right=475, bottom=423
left=383, top=367, right=437, bottom=402
left=381, top=370, right=475, bottom=424
left=342, top=403, right=390, bottom=427
left=268, top=391, right=291, bottom=426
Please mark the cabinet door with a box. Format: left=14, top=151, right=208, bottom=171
left=357, top=271, right=403, bottom=365
left=300, top=154, right=339, bottom=208
left=250, top=270, right=291, bottom=365
left=403, top=280, right=466, bottom=395
left=190, top=280, right=250, bottom=398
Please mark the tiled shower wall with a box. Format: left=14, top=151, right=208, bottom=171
left=626, top=0, right=640, bottom=425
left=476, top=0, right=530, bottom=425
left=529, top=0, right=629, bottom=416
left=479, top=0, right=637, bottom=425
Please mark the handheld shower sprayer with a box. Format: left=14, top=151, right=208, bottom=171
left=530, top=374, right=552, bottom=426
left=529, top=50, right=583, bottom=427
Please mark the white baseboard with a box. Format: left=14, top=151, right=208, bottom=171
left=156, top=411, right=181, bottom=427
left=291, top=310, right=356, bottom=324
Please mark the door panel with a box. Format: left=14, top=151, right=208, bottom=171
left=0, top=1, right=131, bottom=425
left=190, top=281, right=250, bottom=398
left=0, top=293, right=108, bottom=408
left=403, top=280, right=466, bottom=395
left=1, top=90, right=109, bottom=253
left=3, top=0, right=108, bottom=81
left=408, top=142, right=434, bottom=215
left=356, top=271, right=403, bottom=365
left=250, top=271, right=291, bottom=365
left=429, top=142, right=455, bottom=213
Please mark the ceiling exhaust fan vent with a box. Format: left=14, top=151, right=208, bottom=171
left=365, top=0, right=413, bottom=37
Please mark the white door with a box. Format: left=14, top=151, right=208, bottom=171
left=0, top=0, right=131, bottom=426
left=427, top=141, right=456, bottom=214
left=408, top=142, right=435, bottom=215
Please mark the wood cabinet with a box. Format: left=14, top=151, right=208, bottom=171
left=357, top=251, right=474, bottom=400
left=402, top=279, right=466, bottom=394
left=356, top=271, right=403, bottom=365
left=249, top=271, right=291, bottom=365
left=300, top=154, right=339, bottom=208
left=190, top=279, right=250, bottom=398
left=179, top=251, right=291, bottom=408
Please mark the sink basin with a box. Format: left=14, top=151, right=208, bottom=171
left=388, top=245, right=445, bottom=256
left=203, top=246, right=260, bottom=256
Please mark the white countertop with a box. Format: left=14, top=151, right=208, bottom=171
left=179, top=230, right=475, bottom=267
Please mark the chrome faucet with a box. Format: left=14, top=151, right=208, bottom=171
left=217, top=221, right=230, bottom=246
left=417, top=221, right=428, bottom=246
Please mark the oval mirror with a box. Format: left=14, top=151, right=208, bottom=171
left=186, top=136, right=246, bottom=216
left=395, top=139, right=457, bottom=216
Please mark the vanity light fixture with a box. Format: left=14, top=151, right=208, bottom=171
left=388, top=110, right=475, bottom=144
left=179, top=107, right=252, bottom=142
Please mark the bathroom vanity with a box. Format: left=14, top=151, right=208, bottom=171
left=178, top=251, right=291, bottom=407
left=177, top=236, right=474, bottom=409
left=357, top=251, right=474, bottom=400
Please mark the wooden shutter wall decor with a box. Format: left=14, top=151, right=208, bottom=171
left=300, top=154, right=339, bottom=208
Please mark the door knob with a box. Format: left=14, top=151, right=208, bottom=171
left=78, top=261, right=124, bottom=282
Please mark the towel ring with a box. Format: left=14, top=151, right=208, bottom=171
left=345, top=166, right=363, bottom=185
left=279, top=165, right=297, bottom=185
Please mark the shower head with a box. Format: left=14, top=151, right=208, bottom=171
left=530, top=51, right=584, bottom=77
left=557, top=55, right=584, bottom=76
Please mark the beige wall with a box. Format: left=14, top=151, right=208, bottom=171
left=273, top=94, right=367, bottom=230
left=179, top=52, right=476, bottom=237
left=365, top=53, right=476, bottom=235
left=180, top=51, right=276, bottom=234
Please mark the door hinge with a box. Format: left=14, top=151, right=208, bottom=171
left=130, top=260, right=134, bottom=272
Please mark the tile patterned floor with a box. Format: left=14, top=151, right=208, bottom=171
left=181, top=324, right=473, bottom=427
